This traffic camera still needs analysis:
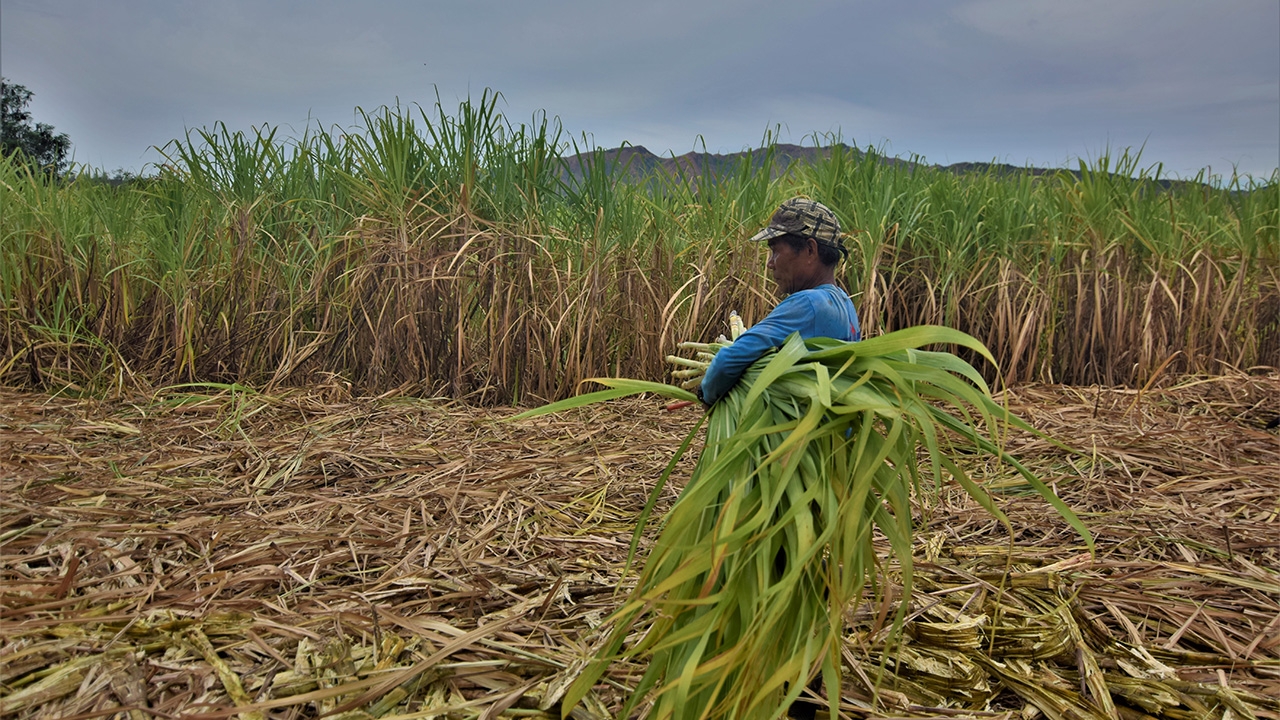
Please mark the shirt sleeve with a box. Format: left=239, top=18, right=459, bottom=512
left=699, top=294, right=815, bottom=405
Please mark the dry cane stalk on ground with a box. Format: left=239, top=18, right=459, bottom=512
left=1, top=375, right=1278, bottom=719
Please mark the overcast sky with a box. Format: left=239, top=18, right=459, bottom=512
left=3, top=0, right=1278, bottom=180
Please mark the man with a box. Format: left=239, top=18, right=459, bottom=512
left=698, top=197, right=861, bottom=406
left=693, top=197, right=859, bottom=719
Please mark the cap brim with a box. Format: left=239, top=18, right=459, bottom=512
left=749, top=226, right=787, bottom=243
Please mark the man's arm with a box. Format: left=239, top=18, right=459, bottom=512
left=700, top=294, right=814, bottom=405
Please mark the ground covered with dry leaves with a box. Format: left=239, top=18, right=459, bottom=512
left=2, top=376, right=1278, bottom=719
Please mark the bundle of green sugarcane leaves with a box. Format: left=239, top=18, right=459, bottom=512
left=515, top=324, right=1092, bottom=720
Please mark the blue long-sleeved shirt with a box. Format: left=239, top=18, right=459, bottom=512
left=700, top=284, right=860, bottom=405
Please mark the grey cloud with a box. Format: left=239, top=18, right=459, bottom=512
left=1, top=0, right=1275, bottom=177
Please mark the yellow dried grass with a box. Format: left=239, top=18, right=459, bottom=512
left=1, top=375, right=1277, bottom=718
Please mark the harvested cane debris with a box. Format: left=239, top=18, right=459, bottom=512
left=1, top=375, right=1277, bottom=718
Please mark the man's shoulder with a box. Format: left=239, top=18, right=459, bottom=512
left=772, top=285, right=847, bottom=311
left=768, top=290, right=818, bottom=315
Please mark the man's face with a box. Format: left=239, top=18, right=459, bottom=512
left=766, top=236, right=811, bottom=294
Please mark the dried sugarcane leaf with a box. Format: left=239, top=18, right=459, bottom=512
left=2, top=376, right=1277, bottom=718
left=0, top=655, right=97, bottom=715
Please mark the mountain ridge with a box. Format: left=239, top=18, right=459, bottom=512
left=560, top=143, right=1211, bottom=189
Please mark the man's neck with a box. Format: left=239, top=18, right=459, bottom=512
left=801, top=272, right=838, bottom=291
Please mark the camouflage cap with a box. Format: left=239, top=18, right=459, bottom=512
left=748, top=197, right=844, bottom=253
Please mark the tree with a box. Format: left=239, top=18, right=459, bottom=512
left=2, top=78, right=71, bottom=173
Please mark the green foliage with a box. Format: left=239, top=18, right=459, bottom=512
left=515, top=328, right=1091, bottom=719
left=1, top=78, right=71, bottom=174
left=0, top=91, right=1276, bottom=397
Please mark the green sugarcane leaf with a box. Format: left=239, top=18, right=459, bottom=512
left=807, top=324, right=994, bottom=364
left=626, top=413, right=708, bottom=575
left=931, top=409, right=1094, bottom=553
left=941, top=453, right=1012, bottom=529
left=510, top=379, right=694, bottom=421
left=742, top=333, right=809, bottom=410
left=527, top=328, right=1091, bottom=720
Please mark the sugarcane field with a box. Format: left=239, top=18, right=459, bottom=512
left=2, top=98, right=1279, bottom=719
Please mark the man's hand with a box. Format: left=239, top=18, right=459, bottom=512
left=666, top=310, right=749, bottom=393
left=667, top=349, right=716, bottom=389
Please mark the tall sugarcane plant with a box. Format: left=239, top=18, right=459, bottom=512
left=522, top=325, right=1090, bottom=720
